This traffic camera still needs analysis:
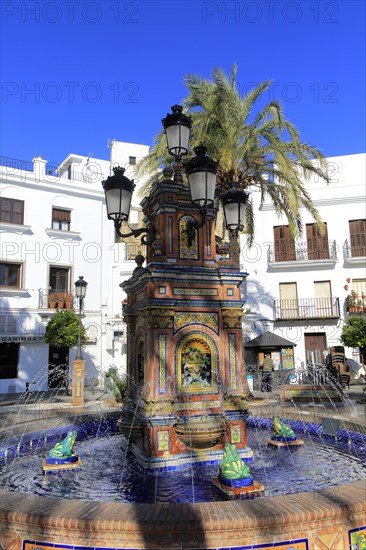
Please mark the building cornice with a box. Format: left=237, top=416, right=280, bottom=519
left=1, top=172, right=105, bottom=201
left=260, top=195, right=365, bottom=211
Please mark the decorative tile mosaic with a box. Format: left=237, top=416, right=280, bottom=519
left=174, top=311, right=219, bottom=334
left=179, top=215, right=198, bottom=259
left=172, top=287, right=218, bottom=295
left=230, top=424, right=242, bottom=444
left=158, top=333, right=167, bottom=393
left=217, top=541, right=309, bottom=549
left=227, top=288, right=234, bottom=296
left=157, top=430, right=170, bottom=452
left=168, top=215, right=173, bottom=253
left=206, top=219, right=212, bottom=256
left=158, top=286, right=166, bottom=294
left=228, top=333, right=238, bottom=390
left=349, top=525, right=366, bottom=549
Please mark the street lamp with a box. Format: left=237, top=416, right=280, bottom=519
left=221, top=187, right=251, bottom=234
left=74, top=276, right=88, bottom=360
left=102, top=104, right=250, bottom=248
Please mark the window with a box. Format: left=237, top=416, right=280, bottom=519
left=306, top=223, right=329, bottom=260
left=124, top=242, right=145, bottom=261
left=52, top=208, right=71, bottom=231
left=0, top=263, right=22, bottom=288
left=349, top=219, right=366, bottom=257
left=49, top=266, right=70, bottom=292
left=273, top=226, right=295, bottom=261
left=0, top=198, right=24, bottom=225
left=0, top=343, right=19, bottom=379
left=129, top=156, right=136, bottom=165
left=352, top=279, right=366, bottom=296
left=113, top=330, right=124, bottom=341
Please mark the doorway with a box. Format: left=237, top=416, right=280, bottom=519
left=304, top=333, right=327, bottom=365
left=48, top=346, right=69, bottom=389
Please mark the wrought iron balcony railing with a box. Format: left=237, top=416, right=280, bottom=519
left=343, top=239, right=366, bottom=259
left=267, top=240, right=337, bottom=264
left=0, top=155, right=34, bottom=172
left=38, top=289, right=77, bottom=310
left=274, top=297, right=340, bottom=320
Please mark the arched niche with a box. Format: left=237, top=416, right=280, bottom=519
left=176, top=332, right=218, bottom=394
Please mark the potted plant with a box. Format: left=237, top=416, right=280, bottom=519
left=346, top=294, right=356, bottom=312
left=65, top=292, right=74, bottom=310
left=48, top=292, right=57, bottom=309
left=56, top=292, right=65, bottom=310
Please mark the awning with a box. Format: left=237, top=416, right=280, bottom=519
left=245, top=331, right=296, bottom=349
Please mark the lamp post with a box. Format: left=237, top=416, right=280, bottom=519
left=74, top=276, right=88, bottom=360
left=71, top=275, right=87, bottom=406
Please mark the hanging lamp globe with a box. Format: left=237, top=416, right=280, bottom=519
left=74, top=276, right=88, bottom=299
left=162, top=105, right=192, bottom=158
left=221, top=187, right=251, bottom=232
left=185, top=145, right=218, bottom=207
left=102, top=167, right=135, bottom=223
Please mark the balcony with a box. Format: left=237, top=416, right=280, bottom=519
left=345, top=294, right=366, bottom=314
left=268, top=240, right=337, bottom=267
left=274, top=297, right=340, bottom=320
left=343, top=239, right=366, bottom=264
left=38, top=289, right=76, bottom=310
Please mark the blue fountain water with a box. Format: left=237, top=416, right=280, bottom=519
left=1, top=424, right=365, bottom=503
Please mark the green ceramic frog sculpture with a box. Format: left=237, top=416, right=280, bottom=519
left=273, top=416, right=295, bottom=438
left=48, top=430, right=78, bottom=458
left=219, top=443, right=251, bottom=480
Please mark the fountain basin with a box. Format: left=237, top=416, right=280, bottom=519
left=1, top=413, right=365, bottom=549
left=174, top=416, right=225, bottom=449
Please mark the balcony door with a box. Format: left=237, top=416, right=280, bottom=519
left=274, top=226, right=296, bottom=262
left=349, top=219, right=366, bottom=257
left=306, top=223, right=329, bottom=260
left=49, top=266, right=70, bottom=292
left=279, top=282, right=298, bottom=319
left=314, top=281, right=332, bottom=316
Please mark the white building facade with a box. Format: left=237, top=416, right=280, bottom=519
left=1, top=145, right=364, bottom=393
left=241, top=153, right=366, bottom=371
left=0, top=141, right=150, bottom=394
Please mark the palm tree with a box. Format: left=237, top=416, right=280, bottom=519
left=137, top=65, right=330, bottom=245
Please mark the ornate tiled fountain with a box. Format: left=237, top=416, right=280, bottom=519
left=119, top=165, right=252, bottom=469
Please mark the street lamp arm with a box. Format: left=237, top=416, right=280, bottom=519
left=114, top=220, right=156, bottom=246
left=185, top=206, right=207, bottom=247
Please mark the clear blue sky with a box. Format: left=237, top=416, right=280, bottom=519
left=1, top=0, right=365, bottom=165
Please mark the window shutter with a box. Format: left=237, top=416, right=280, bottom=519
left=349, top=219, right=366, bottom=256
left=306, top=223, right=329, bottom=260
left=52, top=208, right=71, bottom=222
left=274, top=225, right=295, bottom=261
